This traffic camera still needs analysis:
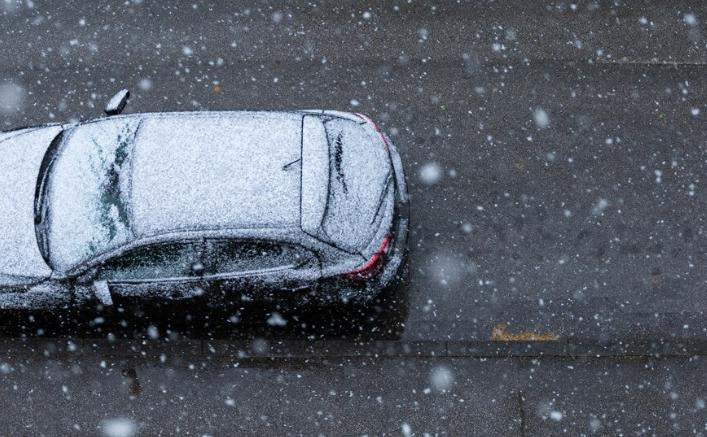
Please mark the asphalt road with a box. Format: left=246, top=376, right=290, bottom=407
left=3, top=338, right=707, bottom=436
left=3, top=0, right=707, bottom=435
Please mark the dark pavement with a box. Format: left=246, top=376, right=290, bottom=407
left=2, top=337, right=707, bottom=436
left=3, top=1, right=707, bottom=435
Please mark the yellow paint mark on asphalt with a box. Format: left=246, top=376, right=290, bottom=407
left=491, top=324, right=558, bottom=342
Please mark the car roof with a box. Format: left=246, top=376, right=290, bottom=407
left=44, top=111, right=332, bottom=271
left=130, top=112, right=304, bottom=236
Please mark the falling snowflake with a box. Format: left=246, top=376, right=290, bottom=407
left=267, top=312, right=287, bottom=327
left=0, top=81, right=25, bottom=115
left=101, top=418, right=137, bottom=437
left=533, top=108, right=550, bottom=129
left=684, top=13, right=698, bottom=26
left=430, top=365, right=455, bottom=392
left=419, top=161, right=443, bottom=185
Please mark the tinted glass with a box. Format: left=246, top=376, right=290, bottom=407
left=97, top=242, right=201, bottom=281
left=206, top=240, right=312, bottom=275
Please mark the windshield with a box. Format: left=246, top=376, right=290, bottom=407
left=39, top=117, right=141, bottom=272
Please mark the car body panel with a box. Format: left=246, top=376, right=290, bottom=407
left=376, top=136, right=410, bottom=287
left=72, top=231, right=324, bottom=305
left=319, top=132, right=409, bottom=303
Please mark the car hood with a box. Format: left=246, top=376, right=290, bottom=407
left=0, top=126, right=60, bottom=283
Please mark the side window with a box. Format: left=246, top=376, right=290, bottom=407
left=205, top=240, right=314, bottom=276
left=96, top=242, right=201, bottom=281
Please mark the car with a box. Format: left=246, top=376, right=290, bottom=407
left=0, top=100, right=409, bottom=313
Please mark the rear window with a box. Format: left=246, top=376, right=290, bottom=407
left=321, top=118, right=391, bottom=252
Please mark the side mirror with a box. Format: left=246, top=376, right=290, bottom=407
left=104, top=89, right=130, bottom=116
left=93, top=280, right=113, bottom=306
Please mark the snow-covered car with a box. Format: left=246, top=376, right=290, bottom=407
left=0, top=109, right=408, bottom=311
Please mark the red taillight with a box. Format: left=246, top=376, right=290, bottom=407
left=344, top=235, right=391, bottom=282
left=355, top=113, right=389, bottom=151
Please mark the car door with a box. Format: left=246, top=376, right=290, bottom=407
left=90, top=241, right=206, bottom=302
left=202, top=239, right=321, bottom=303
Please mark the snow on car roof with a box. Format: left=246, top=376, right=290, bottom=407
left=46, top=112, right=313, bottom=271
left=130, top=112, right=303, bottom=236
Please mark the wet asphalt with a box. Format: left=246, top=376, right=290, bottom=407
left=2, top=1, right=707, bottom=435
